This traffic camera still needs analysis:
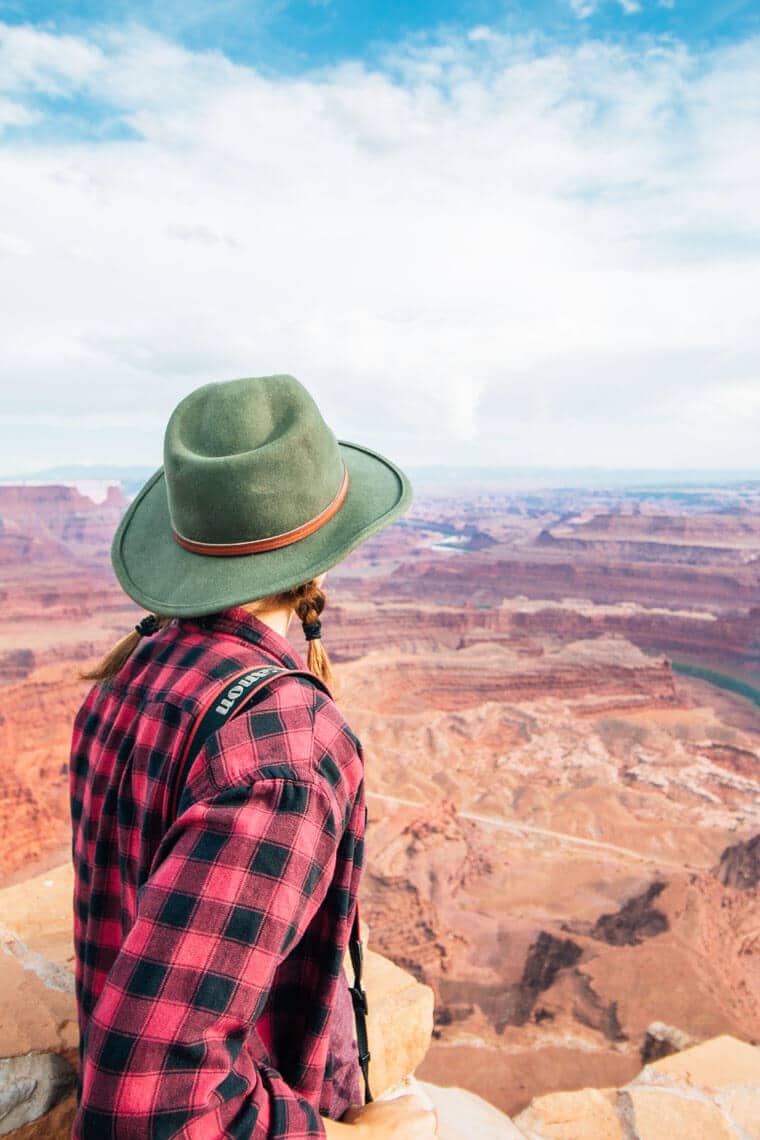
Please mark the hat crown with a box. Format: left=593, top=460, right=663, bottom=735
left=165, top=375, right=345, bottom=546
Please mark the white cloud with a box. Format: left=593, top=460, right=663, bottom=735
left=568, top=0, right=659, bottom=16
left=0, top=95, right=38, bottom=130
left=467, top=26, right=495, bottom=43
left=0, top=24, right=758, bottom=470
left=568, top=0, right=599, bottom=17
left=0, top=229, right=31, bottom=256
left=0, top=21, right=104, bottom=96
left=166, top=223, right=242, bottom=249
left=0, top=411, right=163, bottom=428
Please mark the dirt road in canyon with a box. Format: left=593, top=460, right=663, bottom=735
left=366, top=791, right=708, bottom=871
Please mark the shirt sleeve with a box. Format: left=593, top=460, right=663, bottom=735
left=74, top=773, right=341, bottom=1139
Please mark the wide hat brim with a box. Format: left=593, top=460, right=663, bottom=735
left=112, top=439, right=411, bottom=617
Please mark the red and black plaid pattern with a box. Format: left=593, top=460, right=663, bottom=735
left=70, top=607, right=365, bottom=1138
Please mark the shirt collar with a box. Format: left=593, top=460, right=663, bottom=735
left=185, top=605, right=307, bottom=671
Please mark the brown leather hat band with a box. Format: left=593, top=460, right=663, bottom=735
left=172, top=465, right=349, bottom=557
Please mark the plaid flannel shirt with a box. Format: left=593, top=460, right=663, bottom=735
left=70, top=607, right=365, bottom=1138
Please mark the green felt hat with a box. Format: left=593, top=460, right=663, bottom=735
left=111, top=374, right=412, bottom=617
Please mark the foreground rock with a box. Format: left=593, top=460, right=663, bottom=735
left=416, top=1080, right=525, bottom=1138
left=0, top=923, right=78, bottom=1138
left=0, top=1055, right=76, bottom=1136
left=364, top=947, right=435, bottom=1095
left=514, top=1034, right=760, bottom=1139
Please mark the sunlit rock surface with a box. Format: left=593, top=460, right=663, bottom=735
left=515, top=1035, right=760, bottom=1140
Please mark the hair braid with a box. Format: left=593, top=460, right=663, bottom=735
left=81, top=615, right=172, bottom=682
left=82, top=579, right=334, bottom=688
left=273, top=579, right=333, bottom=689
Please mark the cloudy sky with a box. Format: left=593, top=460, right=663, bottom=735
left=0, top=0, right=758, bottom=474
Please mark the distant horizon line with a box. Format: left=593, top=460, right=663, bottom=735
left=2, top=463, right=760, bottom=493
left=3, top=463, right=760, bottom=476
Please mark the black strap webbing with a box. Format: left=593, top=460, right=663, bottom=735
left=171, top=662, right=372, bottom=1104
left=348, top=910, right=373, bottom=1103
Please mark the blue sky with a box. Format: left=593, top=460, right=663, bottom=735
left=3, top=0, right=758, bottom=72
left=0, top=2, right=758, bottom=472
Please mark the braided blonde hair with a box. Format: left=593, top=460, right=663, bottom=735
left=83, top=578, right=333, bottom=687
left=248, top=578, right=333, bottom=688
left=81, top=617, right=173, bottom=682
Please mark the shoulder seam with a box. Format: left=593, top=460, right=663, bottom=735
left=185, top=763, right=342, bottom=818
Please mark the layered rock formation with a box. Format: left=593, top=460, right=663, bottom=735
left=0, top=484, right=126, bottom=566
left=334, top=485, right=760, bottom=620
left=0, top=664, right=90, bottom=881
left=1, top=478, right=759, bottom=1126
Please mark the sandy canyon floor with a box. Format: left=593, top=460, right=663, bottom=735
left=1, top=476, right=759, bottom=1115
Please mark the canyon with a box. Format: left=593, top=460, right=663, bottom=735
left=0, top=474, right=758, bottom=1122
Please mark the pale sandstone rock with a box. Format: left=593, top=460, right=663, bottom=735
left=0, top=867, right=75, bottom=969
left=0, top=926, right=78, bottom=1135
left=500, top=1036, right=760, bottom=1139
left=618, top=1088, right=737, bottom=1140
left=719, top=1087, right=760, bottom=1139
left=0, top=925, right=73, bottom=996
left=0, top=1053, right=76, bottom=1136
left=640, top=1033, right=760, bottom=1089
left=0, top=950, right=77, bottom=1059
left=363, top=948, right=435, bottom=1097
left=415, top=1079, right=526, bottom=1139
left=417, top=1040, right=640, bottom=1122
left=513, top=1087, right=624, bottom=1140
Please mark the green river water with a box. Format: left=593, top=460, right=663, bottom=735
left=671, top=661, right=760, bottom=711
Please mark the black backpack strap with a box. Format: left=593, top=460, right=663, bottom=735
left=348, top=907, right=373, bottom=1103
left=170, top=661, right=372, bottom=1104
